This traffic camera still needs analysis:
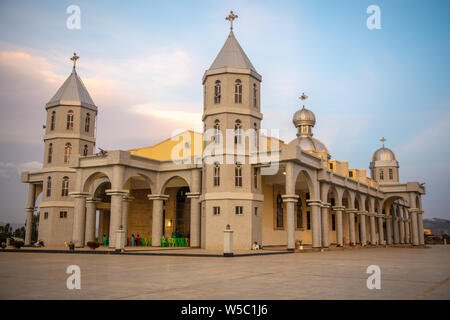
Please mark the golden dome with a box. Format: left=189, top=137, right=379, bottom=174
left=372, top=147, right=396, bottom=161
left=293, top=107, right=316, bottom=127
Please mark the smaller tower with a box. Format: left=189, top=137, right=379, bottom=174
left=289, top=93, right=330, bottom=160
left=370, top=137, right=399, bottom=184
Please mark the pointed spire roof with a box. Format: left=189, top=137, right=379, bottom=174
left=46, top=53, right=97, bottom=110
left=209, top=31, right=257, bottom=72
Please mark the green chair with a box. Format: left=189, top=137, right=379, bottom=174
left=184, top=237, right=189, bottom=247
left=149, top=237, right=152, bottom=246
left=160, top=237, right=166, bottom=247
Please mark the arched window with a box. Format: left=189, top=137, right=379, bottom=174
left=85, top=113, right=90, bottom=132
left=235, top=164, right=242, bottom=187
left=379, top=169, right=384, bottom=180
left=64, top=143, right=72, bottom=163
left=214, top=80, right=221, bottom=104
left=50, top=111, right=56, bottom=130
left=234, top=119, right=242, bottom=144
left=46, top=176, right=52, bottom=197
left=48, top=143, right=53, bottom=163
left=253, top=167, right=258, bottom=189
left=66, top=111, right=74, bottom=130
left=276, top=194, right=283, bottom=228
left=389, top=168, right=393, bottom=180
left=83, top=145, right=88, bottom=156
left=234, top=79, right=242, bottom=103
left=61, top=176, right=69, bottom=196
left=253, top=83, right=257, bottom=107
left=214, top=163, right=220, bottom=186
left=214, top=120, right=220, bottom=144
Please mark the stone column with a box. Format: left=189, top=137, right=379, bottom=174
left=359, top=211, right=367, bottom=246
left=410, top=209, right=419, bottom=245
left=149, top=194, right=169, bottom=247
left=24, top=208, right=34, bottom=246
left=393, top=212, right=400, bottom=244
left=106, top=190, right=127, bottom=248
left=24, top=183, right=36, bottom=246
left=121, top=196, right=134, bottom=247
left=386, top=216, right=393, bottom=245
left=321, top=203, right=330, bottom=248
left=333, top=206, right=344, bottom=247
left=347, top=209, right=356, bottom=246
left=70, top=192, right=89, bottom=247
left=377, top=215, right=385, bottom=245
left=418, top=211, right=425, bottom=245
left=85, top=198, right=99, bottom=244
left=309, top=201, right=322, bottom=248
left=187, top=193, right=201, bottom=247
left=399, top=215, right=405, bottom=244
left=283, top=195, right=299, bottom=250
left=369, top=213, right=376, bottom=245
left=404, top=211, right=410, bottom=244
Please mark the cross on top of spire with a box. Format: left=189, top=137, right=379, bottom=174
left=226, top=11, right=238, bottom=31
left=300, top=92, right=308, bottom=108
left=380, top=137, right=387, bottom=147
left=70, top=52, right=79, bottom=70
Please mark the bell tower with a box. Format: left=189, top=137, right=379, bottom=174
left=201, top=11, right=263, bottom=249
left=39, top=53, right=98, bottom=245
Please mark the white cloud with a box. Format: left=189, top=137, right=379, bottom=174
left=0, top=161, right=42, bottom=179
left=132, top=102, right=202, bottom=130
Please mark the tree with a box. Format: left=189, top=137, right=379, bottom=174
left=13, top=227, right=25, bottom=239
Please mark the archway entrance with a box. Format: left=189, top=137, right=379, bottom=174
left=162, top=176, right=191, bottom=240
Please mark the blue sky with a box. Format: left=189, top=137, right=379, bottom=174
left=0, top=0, right=449, bottom=224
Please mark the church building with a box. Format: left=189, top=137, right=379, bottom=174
left=21, top=12, right=426, bottom=250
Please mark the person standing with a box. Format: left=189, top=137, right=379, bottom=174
left=130, top=234, right=135, bottom=247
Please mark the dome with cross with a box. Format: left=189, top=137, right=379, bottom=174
left=372, top=137, right=396, bottom=161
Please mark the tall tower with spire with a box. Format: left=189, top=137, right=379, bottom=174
left=201, top=12, right=263, bottom=249
left=39, top=53, right=98, bottom=245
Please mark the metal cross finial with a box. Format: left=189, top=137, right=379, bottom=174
left=300, top=92, right=308, bottom=107
left=226, top=11, right=238, bottom=31
left=380, top=137, right=386, bottom=147
left=70, top=52, right=79, bottom=70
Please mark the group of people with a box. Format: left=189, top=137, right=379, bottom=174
left=129, top=234, right=141, bottom=246
left=252, top=241, right=262, bottom=250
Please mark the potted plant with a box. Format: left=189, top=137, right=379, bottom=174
left=87, top=241, right=100, bottom=250
left=296, top=240, right=303, bottom=250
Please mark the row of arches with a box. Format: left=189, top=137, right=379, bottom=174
left=213, top=79, right=257, bottom=106
left=50, top=110, right=91, bottom=132
left=212, top=119, right=259, bottom=146
left=47, top=143, right=90, bottom=164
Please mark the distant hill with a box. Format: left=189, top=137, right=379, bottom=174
left=423, top=218, right=450, bottom=235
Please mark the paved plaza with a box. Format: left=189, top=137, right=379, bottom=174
left=0, top=246, right=449, bottom=300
